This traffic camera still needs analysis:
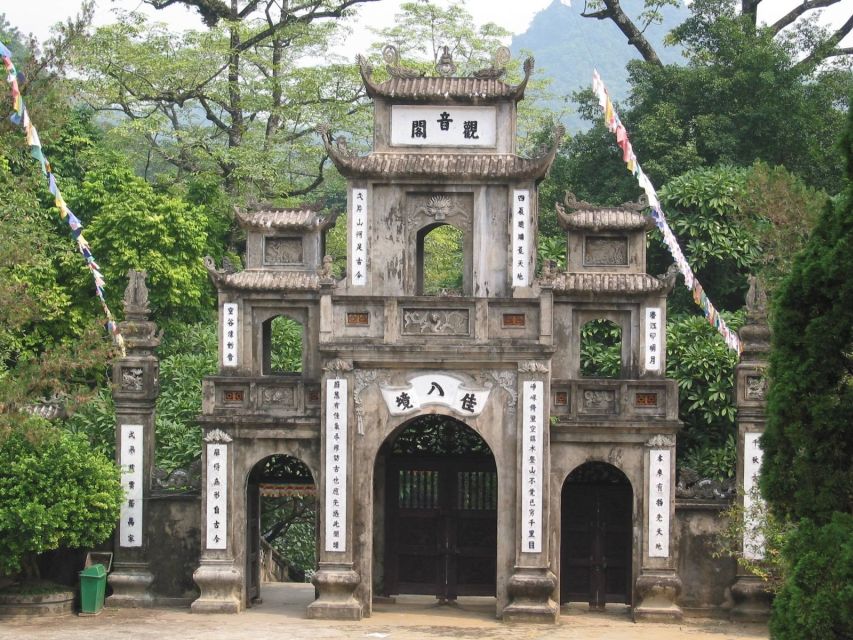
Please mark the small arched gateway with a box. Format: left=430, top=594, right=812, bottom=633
left=177, top=46, right=685, bottom=625
left=560, top=462, right=632, bottom=609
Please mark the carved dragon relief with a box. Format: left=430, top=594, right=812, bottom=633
left=403, top=309, right=470, bottom=335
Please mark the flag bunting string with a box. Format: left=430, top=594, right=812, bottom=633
left=591, top=69, right=741, bottom=355
left=1, top=41, right=125, bottom=356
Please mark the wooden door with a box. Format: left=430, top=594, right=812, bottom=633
left=561, top=481, right=632, bottom=607
left=384, top=456, right=497, bottom=599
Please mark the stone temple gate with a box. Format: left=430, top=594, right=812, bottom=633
left=107, top=48, right=768, bottom=623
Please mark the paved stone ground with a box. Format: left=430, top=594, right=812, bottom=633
left=0, top=583, right=769, bottom=640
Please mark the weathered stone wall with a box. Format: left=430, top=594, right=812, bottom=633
left=674, top=500, right=736, bottom=617
left=148, top=493, right=202, bottom=604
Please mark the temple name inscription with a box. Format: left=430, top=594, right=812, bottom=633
left=390, top=105, right=497, bottom=147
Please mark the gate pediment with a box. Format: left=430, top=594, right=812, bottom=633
left=380, top=373, right=490, bottom=418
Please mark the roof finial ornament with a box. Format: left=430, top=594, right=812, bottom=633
left=436, top=46, right=457, bottom=77
left=382, top=44, right=424, bottom=79
left=473, top=45, right=511, bottom=80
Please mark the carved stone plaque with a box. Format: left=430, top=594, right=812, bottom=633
left=584, top=236, right=628, bottom=266
left=264, top=237, right=303, bottom=265
left=121, top=366, right=144, bottom=391
left=405, top=192, right=473, bottom=229
left=402, top=309, right=470, bottom=336
left=261, top=386, right=295, bottom=407
left=745, top=375, right=767, bottom=401
left=580, top=389, right=617, bottom=414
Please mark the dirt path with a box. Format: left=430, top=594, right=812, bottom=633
left=0, top=583, right=768, bottom=640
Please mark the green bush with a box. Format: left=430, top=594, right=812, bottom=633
left=681, top=433, right=736, bottom=482
left=666, top=312, right=742, bottom=455
left=0, top=420, right=123, bottom=577
left=770, top=513, right=853, bottom=640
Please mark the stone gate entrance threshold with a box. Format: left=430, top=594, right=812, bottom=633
left=0, top=582, right=768, bottom=640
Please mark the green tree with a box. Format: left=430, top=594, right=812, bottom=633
left=761, top=106, right=853, bottom=640
left=72, top=0, right=376, bottom=199
left=769, top=513, right=853, bottom=640
left=761, top=113, right=853, bottom=524
left=567, top=0, right=851, bottom=196
left=0, top=420, right=122, bottom=579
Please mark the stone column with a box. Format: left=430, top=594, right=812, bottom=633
left=107, top=271, right=160, bottom=607
left=307, top=359, right=363, bottom=620
left=633, top=434, right=683, bottom=622
left=191, top=427, right=242, bottom=613
left=730, top=279, right=772, bottom=622
left=503, top=361, right=558, bottom=623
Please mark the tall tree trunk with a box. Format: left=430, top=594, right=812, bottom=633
left=225, top=0, right=243, bottom=194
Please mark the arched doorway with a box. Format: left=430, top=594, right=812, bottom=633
left=246, top=454, right=316, bottom=607
left=376, top=415, right=497, bottom=601
left=560, top=461, right=632, bottom=609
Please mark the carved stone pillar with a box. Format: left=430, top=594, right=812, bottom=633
left=503, top=361, right=558, bottom=623
left=634, top=434, right=683, bottom=622
left=730, top=281, right=772, bottom=622
left=191, top=428, right=242, bottom=613
left=307, top=359, right=363, bottom=620
left=107, top=271, right=160, bottom=607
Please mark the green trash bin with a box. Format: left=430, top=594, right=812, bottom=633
left=79, top=563, right=107, bottom=615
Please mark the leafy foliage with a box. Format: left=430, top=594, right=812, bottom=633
left=769, top=513, right=853, bottom=640
left=656, top=165, right=760, bottom=310
left=579, top=320, right=622, bottom=378
left=680, top=433, right=736, bottom=482
left=714, top=483, right=793, bottom=591
left=422, top=225, right=464, bottom=295
left=666, top=312, right=741, bottom=456
left=761, top=110, right=853, bottom=524
left=155, top=322, right=219, bottom=471
left=0, top=420, right=122, bottom=577
left=270, top=316, right=303, bottom=373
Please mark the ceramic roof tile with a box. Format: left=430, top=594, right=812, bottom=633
left=552, top=272, right=665, bottom=295
left=217, top=270, right=320, bottom=291
left=236, top=209, right=324, bottom=231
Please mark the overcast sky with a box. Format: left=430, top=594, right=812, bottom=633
left=3, top=0, right=852, bottom=55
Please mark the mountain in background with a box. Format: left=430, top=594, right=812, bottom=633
left=510, top=0, right=689, bottom=133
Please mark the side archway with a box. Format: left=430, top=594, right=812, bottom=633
left=245, top=454, right=316, bottom=606
left=560, top=461, right=633, bottom=608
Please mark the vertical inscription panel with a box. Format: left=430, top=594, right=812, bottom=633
left=325, top=378, right=348, bottom=552
left=350, top=189, right=368, bottom=287
left=512, top=190, right=531, bottom=287
left=119, top=424, right=143, bottom=548
left=206, top=443, right=228, bottom=550
left=644, top=307, right=662, bottom=372
left=521, top=381, right=543, bottom=553
left=743, top=433, right=765, bottom=560
left=648, top=448, right=671, bottom=558
left=221, top=303, right=239, bottom=368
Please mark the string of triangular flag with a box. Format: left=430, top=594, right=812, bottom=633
left=591, top=69, right=742, bottom=355
left=1, top=40, right=125, bottom=356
